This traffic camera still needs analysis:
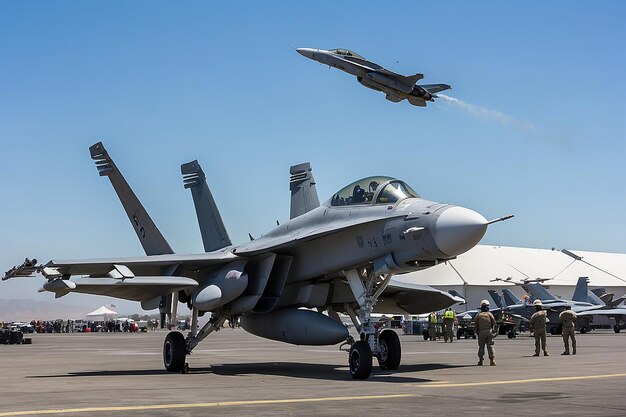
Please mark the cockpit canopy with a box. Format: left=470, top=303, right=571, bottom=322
left=330, top=176, right=420, bottom=207
left=329, top=48, right=365, bottom=60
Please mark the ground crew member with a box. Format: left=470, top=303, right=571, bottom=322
left=428, top=312, right=438, bottom=341
left=443, top=308, right=456, bottom=343
left=473, top=300, right=496, bottom=366
left=529, top=299, right=549, bottom=356
left=559, top=305, right=577, bottom=355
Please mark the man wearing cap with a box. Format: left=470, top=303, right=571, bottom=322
left=529, top=299, right=550, bottom=356
left=559, top=305, right=577, bottom=355
left=473, top=300, right=497, bottom=366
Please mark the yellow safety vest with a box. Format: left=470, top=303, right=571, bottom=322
left=429, top=314, right=437, bottom=323
left=444, top=310, right=455, bottom=319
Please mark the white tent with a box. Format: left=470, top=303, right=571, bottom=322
left=393, top=245, right=626, bottom=311
left=86, top=305, right=118, bottom=321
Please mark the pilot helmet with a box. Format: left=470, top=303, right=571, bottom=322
left=480, top=299, right=490, bottom=307
left=533, top=299, right=542, bottom=306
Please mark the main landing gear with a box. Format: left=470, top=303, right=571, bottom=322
left=162, top=306, right=226, bottom=373
left=344, top=267, right=401, bottom=379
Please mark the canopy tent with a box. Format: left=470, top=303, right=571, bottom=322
left=86, top=305, right=117, bottom=321
left=393, top=245, right=626, bottom=311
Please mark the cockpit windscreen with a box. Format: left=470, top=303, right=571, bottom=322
left=330, top=177, right=419, bottom=206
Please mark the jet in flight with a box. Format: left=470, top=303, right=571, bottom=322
left=296, top=47, right=450, bottom=106
left=4, top=142, right=511, bottom=379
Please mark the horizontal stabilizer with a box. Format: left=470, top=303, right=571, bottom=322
left=421, top=83, right=451, bottom=94
left=42, top=276, right=198, bottom=302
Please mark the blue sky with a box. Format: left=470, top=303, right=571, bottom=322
left=1, top=2, right=625, bottom=313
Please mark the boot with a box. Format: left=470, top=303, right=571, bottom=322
left=544, top=351, right=550, bottom=356
left=573, top=349, right=576, bottom=355
left=561, top=351, right=570, bottom=355
left=490, top=360, right=496, bottom=366
left=477, top=359, right=483, bottom=366
left=533, top=353, right=540, bottom=357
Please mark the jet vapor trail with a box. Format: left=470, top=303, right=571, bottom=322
left=437, top=93, right=537, bottom=133
left=436, top=94, right=570, bottom=150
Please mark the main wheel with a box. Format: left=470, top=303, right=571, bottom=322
left=163, top=331, right=186, bottom=372
left=349, top=340, right=372, bottom=379
left=580, top=326, right=588, bottom=334
left=614, top=325, right=621, bottom=333
left=378, top=330, right=401, bottom=371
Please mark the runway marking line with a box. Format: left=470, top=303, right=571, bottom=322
left=414, top=372, right=626, bottom=388
left=0, top=394, right=417, bottom=416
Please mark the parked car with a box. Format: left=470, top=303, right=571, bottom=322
left=0, top=328, right=24, bottom=344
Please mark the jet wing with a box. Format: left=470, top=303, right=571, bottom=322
left=42, top=251, right=237, bottom=277
left=41, top=276, right=198, bottom=302
left=377, top=69, right=424, bottom=87
left=420, top=84, right=451, bottom=94
left=576, top=308, right=626, bottom=318
left=374, top=280, right=465, bottom=314
left=235, top=214, right=409, bottom=256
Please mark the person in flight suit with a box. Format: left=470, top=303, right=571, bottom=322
left=473, top=300, right=497, bottom=366
left=530, top=299, right=550, bottom=356
left=442, top=308, right=456, bottom=343
left=559, top=306, right=577, bottom=355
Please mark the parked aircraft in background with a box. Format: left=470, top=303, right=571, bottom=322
left=296, top=47, right=450, bottom=106
left=4, top=142, right=511, bottom=379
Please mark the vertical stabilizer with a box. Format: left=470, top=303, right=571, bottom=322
left=502, top=288, right=522, bottom=306
left=181, top=160, right=231, bottom=252
left=572, top=277, right=590, bottom=302
left=289, top=162, right=320, bottom=220
left=89, top=142, right=174, bottom=256
left=487, top=290, right=504, bottom=308
left=524, top=283, right=557, bottom=302
left=573, top=276, right=605, bottom=305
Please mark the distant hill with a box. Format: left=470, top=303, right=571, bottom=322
left=0, top=299, right=96, bottom=322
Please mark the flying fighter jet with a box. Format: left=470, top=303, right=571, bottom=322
left=296, top=48, right=450, bottom=106
left=4, top=142, right=511, bottom=379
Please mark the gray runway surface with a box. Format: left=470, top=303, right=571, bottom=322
left=1, top=329, right=626, bottom=416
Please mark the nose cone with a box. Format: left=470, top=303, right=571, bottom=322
left=432, top=206, right=488, bottom=257
left=296, top=48, right=315, bottom=59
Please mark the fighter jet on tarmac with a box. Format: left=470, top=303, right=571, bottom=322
left=4, top=142, right=512, bottom=379
left=296, top=47, right=451, bottom=106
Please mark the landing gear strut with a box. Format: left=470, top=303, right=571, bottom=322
left=343, top=267, right=399, bottom=379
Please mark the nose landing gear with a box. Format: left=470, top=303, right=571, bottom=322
left=343, top=268, right=401, bottom=379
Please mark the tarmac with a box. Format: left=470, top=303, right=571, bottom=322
left=1, top=329, right=626, bottom=416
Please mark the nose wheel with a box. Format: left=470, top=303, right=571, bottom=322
left=163, top=331, right=187, bottom=372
